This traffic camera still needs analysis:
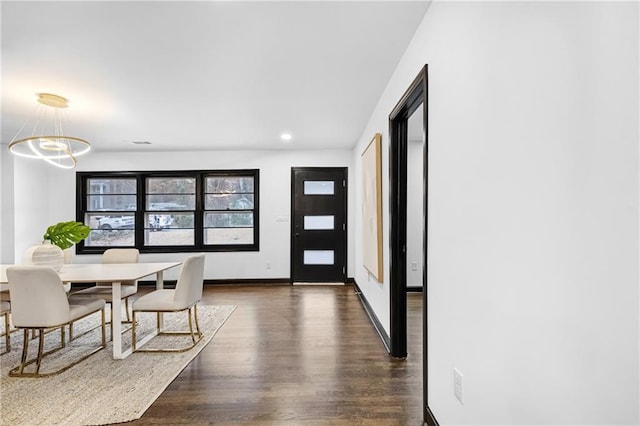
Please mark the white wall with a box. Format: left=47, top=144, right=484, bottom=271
left=31, top=149, right=353, bottom=281
left=0, top=148, right=16, bottom=263
left=12, top=156, right=52, bottom=261
left=353, top=1, right=639, bottom=424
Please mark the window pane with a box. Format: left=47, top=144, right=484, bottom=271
left=84, top=213, right=135, bottom=246
left=303, top=250, right=334, bottom=265
left=146, top=197, right=195, bottom=210
left=145, top=177, right=195, bottom=210
left=205, top=228, right=253, bottom=245
left=143, top=213, right=194, bottom=246
left=145, top=213, right=173, bottom=230
left=205, top=212, right=253, bottom=228
left=304, top=181, right=334, bottom=195
left=86, top=178, right=137, bottom=211
left=87, top=178, right=136, bottom=195
left=87, top=195, right=137, bottom=211
left=206, top=176, right=254, bottom=193
left=146, top=178, right=195, bottom=193
left=304, top=215, right=334, bottom=230
left=205, top=194, right=254, bottom=210
left=145, top=229, right=194, bottom=246
left=86, top=213, right=135, bottom=230
left=144, top=213, right=194, bottom=230
left=84, top=230, right=135, bottom=247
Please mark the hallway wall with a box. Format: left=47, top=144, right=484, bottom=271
left=352, top=1, right=639, bottom=424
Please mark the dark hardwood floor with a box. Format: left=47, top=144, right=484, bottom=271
left=124, top=285, right=423, bottom=425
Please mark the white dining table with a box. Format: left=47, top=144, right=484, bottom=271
left=0, top=261, right=181, bottom=360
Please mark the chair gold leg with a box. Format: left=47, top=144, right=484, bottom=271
left=132, top=311, right=137, bottom=352
left=135, top=305, right=203, bottom=353
left=156, top=312, right=161, bottom=333
left=10, top=310, right=107, bottom=377
left=19, top=329, right=29, bottom=374
left=69, top=322, right=74, bottom=341
left=187, top=307, right=195, bottom=344
left=35, top=330, right=45, bottom=374
left=193, top=304, right=202, bottom=338
left=2, top=312, right=10, bottom=354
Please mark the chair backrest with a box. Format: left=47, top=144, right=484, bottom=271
left=7, top=266, right=70, bottom=328
left=102, top=248, right=139, bottom=286
left=102, top=248, right=139, bottom=264
left=173, top=254, right=205, bottom=309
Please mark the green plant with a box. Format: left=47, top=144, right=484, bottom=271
left=43, top=221, right=90, bottom=250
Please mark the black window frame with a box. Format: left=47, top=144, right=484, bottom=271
left=76, top=169, right=259, bottom=254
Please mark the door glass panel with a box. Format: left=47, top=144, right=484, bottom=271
left=304, top=215, right=334, bottom=230
left=303, top=250, right=334, bottom=265
left=304, top=181, right=334, bottom=195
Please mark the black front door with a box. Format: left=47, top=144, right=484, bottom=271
left=291, top=167, right=347, bottom=283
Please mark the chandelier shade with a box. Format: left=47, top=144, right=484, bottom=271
left=7, top=93, right=91, bottom=169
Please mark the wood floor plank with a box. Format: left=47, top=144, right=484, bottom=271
left=123, top=285, right=423, bottom=425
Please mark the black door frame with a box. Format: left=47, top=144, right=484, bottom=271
left=290, top=167, right=348, bottom=283
left=389, top=65, right=437, bottom=425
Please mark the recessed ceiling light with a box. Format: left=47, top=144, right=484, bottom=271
left=131, top=141, right=152, bottom=145
left=280, top=133, right=292, bottom=141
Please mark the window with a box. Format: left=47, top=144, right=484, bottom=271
left=145, top=177, right=195, bottom=247
left=77, top=170, right=259, bottom=253
left=82, top=177, right=137, bottom=247
left=204, top=175, right=255, bottom=245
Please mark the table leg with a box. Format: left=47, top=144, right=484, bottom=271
left=111, top=281, right=124, bottom=360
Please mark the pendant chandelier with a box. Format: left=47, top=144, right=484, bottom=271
left=8, top=93, right=91, bottom=169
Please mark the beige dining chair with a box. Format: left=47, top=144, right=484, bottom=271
left=69, top=248, right=139, bottom=337
left=7, top=265, right=106, bottom=377
left=0, top=300, right=10, bottom=354
left=131, top=254, right=205, bottom=353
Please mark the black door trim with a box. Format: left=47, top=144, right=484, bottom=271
left=389, top=65, right=437, bottom=425
left=290, top=167, right=348, bottom=283
left=389, top=66, right=427, bottom=357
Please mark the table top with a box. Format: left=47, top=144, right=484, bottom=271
left=0, top=262, right=181, bottom=285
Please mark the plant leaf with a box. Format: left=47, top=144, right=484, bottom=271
left=43, top=221, right=90, bottom=250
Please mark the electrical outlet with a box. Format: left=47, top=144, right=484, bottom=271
left=410, top=261, right=418, bottom=271
left=453, top=368, right=463, bottom=404
left=266, top=261, right=271, bottom=269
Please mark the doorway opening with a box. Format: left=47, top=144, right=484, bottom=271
left=406, top=103, right=425, bottom=292
left=388, top=65, right=436, bottom=425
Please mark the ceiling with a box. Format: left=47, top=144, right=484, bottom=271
left=1, top=1, right=429, bottom=153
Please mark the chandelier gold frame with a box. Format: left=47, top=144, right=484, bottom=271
left=8, top=93, right=91, bottom=169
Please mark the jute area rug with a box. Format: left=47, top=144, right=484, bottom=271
left=0, top=304, right=236, bottom=426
